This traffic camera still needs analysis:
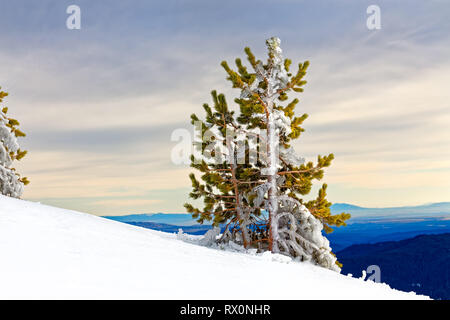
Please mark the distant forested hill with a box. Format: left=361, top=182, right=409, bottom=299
left=337, top=233, right=450, bottom=300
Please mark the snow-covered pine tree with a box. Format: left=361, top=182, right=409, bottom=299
left=221, top=37, right=350, bottom=270
left=0, top=88, right=29, bottom=197
left=185, top=38, right=350, bottom=270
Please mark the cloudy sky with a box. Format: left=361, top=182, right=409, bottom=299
left=1, top=0, right=449, bottom=215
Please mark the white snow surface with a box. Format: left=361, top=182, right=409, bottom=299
left=0, top=195, right=429, bottom=299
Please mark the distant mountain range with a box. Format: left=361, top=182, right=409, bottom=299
left=104, top=213, right=200, bottom=226
left=330, top=202, right=450, bottom=220
left=326, top=216, right=450, bottom=251
left=337, top=233, right=450, bottom=300
left=103, top=202, right=450, bottom=251
left=104, top=202, right=450, bottom=226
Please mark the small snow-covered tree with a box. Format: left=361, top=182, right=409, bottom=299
left=185, top=38, right=350, bottom=271
left=0, top=88, right=29, bottom=197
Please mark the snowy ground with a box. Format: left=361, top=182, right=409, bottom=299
left=0, top=196, right=428, bottom=299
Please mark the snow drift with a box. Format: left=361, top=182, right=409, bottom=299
left=0, top=195, right=428, bottom=299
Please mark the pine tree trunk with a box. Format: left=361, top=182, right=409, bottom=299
left=265, top=82, right=279, bottom=253
left=232, top=169, right=251, bottom=249
left=227, top=135, right=251, bottom=248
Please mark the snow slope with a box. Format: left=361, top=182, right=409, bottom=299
left=0, top=196, right=428, bottom=299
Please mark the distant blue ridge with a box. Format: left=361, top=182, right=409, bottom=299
left=105, top=213, right=200, bottom=226
left=103, top=202, right=450, bottom=250
left=103, top=202, right=450, bottom=226
left=337, top=233, right=450, bottom=300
